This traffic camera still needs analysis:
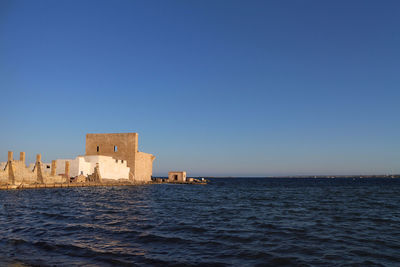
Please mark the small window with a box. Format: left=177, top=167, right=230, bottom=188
left=114, top=145, right=118, bottom=152
left=174, top=175, right=178, bottom=180
left=47, top=165, right=50, bottom=169
left=97, top=146, right=99, bottom=152
left=121, top=160, right=124, bottom=163
left=115, top=159, right=118, bottom=163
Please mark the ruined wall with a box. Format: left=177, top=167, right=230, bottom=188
left=42, top=173, right=65, bottom=184
left=85, top=133, right=154, bottom=183
left=13, top=161, right=36, bottom=183
left=0, top=162, right=6, bottom=170
left=0, top=163, right=7, bottom=183
left=135, top=152, right=156, bottom=183
left=0, top=152, right=65, bottom=185
left=41, top=163, right=52, bottom=174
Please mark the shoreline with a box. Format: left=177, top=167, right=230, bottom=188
left=0, top=180, right=207, bottom=191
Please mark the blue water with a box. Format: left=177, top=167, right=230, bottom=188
left=0, top=178, right=399, bottom=266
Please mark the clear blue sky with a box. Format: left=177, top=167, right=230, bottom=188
left=1, top=0, right=399, bottom=176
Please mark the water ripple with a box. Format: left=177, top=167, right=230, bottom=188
left=0, top=178, right=399, bottom=266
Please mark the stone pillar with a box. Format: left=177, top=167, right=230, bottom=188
left=36, top=154, right=41, bottom=163
left=6, top=151, right=15, bottom=185
left=96, top=163, right=102, bottom=183
left=51, top=160, right=57, bottom=176
left=8, top=164, right=15, bottom=185
left=36, top=154, right=44, bottom=183
left=65, top=161, right=70, bottom=183
left=20, top=152, right=25, bottom=163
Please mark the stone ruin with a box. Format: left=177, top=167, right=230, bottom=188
left=0, top=151, right=70, bottom=185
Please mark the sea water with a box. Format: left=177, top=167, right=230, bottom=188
left=0, top=178, right=399, bottom=266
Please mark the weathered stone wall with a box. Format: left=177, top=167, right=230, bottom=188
left=0, top=163, right=7, bottom=183
left=86, top=133, right=138, bottom=169
left=85, top=133, right=155, bottom=183
left=13, top=161, right=36, bottom=183
left=135, top=152, right=156, bottom=183
left=0, top=152, right=65, bottom=185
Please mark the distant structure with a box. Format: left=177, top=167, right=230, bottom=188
left=85, top=133, right=155, bottom=183
left=0, top=132, right=209, bottom=189
left=168, top=171, right=187, bottom=182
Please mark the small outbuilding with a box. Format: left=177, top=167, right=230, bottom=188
left=168, top=171, right=187, bottom=182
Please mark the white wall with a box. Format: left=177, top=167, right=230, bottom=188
left=55, top=155, right=130, bottom=180
left=84, top=155, right=130, bottom=180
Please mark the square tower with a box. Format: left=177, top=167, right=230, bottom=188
left=85, top=133, right=155, bottom=182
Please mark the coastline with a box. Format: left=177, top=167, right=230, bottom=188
left=0, top=180, right=207, bottom=191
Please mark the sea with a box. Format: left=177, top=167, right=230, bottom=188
left=0, top=178, right=399, bottom=266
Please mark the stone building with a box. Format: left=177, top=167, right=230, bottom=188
left=168, top=171, right=187, bottom=182
left=0, top=132, right=155, bottom=185
left=85, top=133, right=155, bottom=183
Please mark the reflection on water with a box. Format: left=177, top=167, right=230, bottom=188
left=0, top=178, right=400, bottom=266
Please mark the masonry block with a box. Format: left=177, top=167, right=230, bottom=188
left=20, top=152, right=25, bottom=163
